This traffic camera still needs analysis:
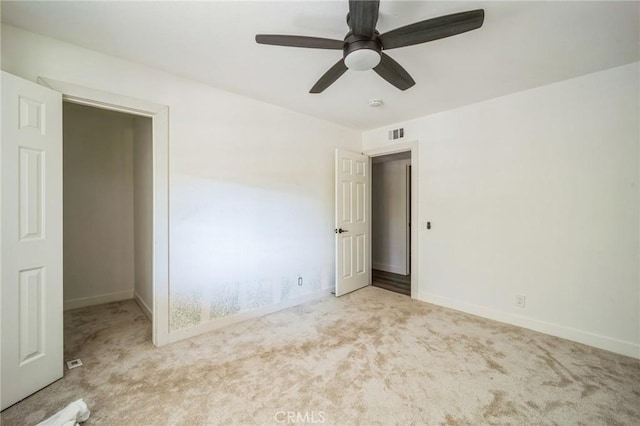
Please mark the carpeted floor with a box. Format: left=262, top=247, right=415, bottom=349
left=2, top=286, right=639, bottom=425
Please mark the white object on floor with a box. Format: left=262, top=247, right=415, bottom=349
left=36, top=399, right=90, bottom=426
left=66, top=359, right=83, bottom=370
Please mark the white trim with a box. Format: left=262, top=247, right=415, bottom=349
left=134, top=291, right=153, bottom=321
left=364, top=140, right=419, bottom=299
left=38, top=77, right=170, bottom=347
left=167, top=289, right=332, bottom=343
left=365, top=142, right=418, bottom=158
left=37, top=77, right=165, bottom=116
left=150, top=107, right=170, bottom=346
left=405, top=163, right=411, bottom=275
left=64, top=290, right=133, bottom=311
left=420, top=291, right=640, bottom=360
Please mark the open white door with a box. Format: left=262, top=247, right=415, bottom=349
left=335, top=149, right=368, bottom=296
left=1, top=71, right=63, bottom=409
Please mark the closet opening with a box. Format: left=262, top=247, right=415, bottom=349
left=62, top=102, right=153, bottom=347
left=371, top=150, right=412, bottom=296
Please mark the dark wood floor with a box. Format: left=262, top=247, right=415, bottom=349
left=372, top=269, right=411, bottom=296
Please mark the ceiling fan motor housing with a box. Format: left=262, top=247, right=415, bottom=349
left=343, top=33, right=381, bottom=71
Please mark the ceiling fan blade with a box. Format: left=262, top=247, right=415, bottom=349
left=310, top=59, right=348, bottom=93
left=373, top=52, right=415, bottom=91
left=255, top=34, right=344, bottom=49
left=379, top=9, right=485, bottom=50
left=348, top=0, right=380, bottom=38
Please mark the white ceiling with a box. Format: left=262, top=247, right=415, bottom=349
left=2, top=1, right=638, bottom=130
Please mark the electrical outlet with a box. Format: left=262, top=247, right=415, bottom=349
left=297, top=276, right=303, bottom=286
left=515, top=295, right=526, bottom=308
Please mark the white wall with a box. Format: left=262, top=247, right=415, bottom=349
left=63, top=102, right=135, bottom=309
left=1, top=26, right=361, bottom=333
left=372, top=159, right=410, bottom=275
left=364, top=62, right=640, bottom=358
left=133, top=116, right=153, bottom=320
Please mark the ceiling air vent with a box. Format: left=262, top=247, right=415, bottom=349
left=388, top=128, right=404, bottom=140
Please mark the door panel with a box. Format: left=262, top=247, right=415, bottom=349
left=19, top=267, right=45, bottom=364
left=19, top=147, right=45, bottom=240
left=335, top=149, right=368, bottom=296
left=2, top=71, right=63, bottom=410
left=356, top=234, right=365, bottom=274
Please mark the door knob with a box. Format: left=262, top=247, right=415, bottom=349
left=335, top=228, right=348, bottom=234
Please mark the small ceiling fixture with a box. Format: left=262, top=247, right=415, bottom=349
left=369, top=99, right=383, bottom=107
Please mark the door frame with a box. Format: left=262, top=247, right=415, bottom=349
left=405, top=163, right=412, bottom=275
left=38, top=77, right=170, bottom=346
left=364, top=140, right=419, bottom=299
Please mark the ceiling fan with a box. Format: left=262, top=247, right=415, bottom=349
left=256, top=0, right=485, bottom=93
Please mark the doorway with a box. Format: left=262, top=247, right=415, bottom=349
left=1, top=73, right=171, bottom=408
left=39, top=76, right=171, bottom=346
left=371, top=151, right=412, bottom=296
left=62, top=102, right=153, bottom=324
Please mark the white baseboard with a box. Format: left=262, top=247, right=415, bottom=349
left=64, top=290, right=134, bottom=311
left=419, top=291, right=640, bottom=360
left=167, top=289, right=333, bottom=344
left=134, top=291, right=153, bottom=321
left=372, top=262, right=408, bottom=275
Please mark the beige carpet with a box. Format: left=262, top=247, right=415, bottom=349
left=2, top=287, right=639, bottom=425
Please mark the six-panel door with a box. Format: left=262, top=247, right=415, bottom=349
left=335, top=149, right=368, bottom=296
left=1, top=71, right=63, bottom=410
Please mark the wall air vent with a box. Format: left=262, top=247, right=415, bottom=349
left=388, top=128, right=405, bottom=140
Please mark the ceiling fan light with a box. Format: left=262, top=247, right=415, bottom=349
left=344, top=48, right=381, bottom=71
